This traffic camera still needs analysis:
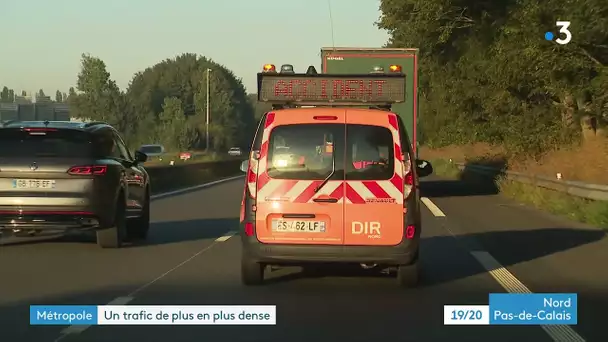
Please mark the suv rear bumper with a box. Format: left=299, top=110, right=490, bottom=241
left=241, top=231, right=419, bottom=266
left=0, top=205, right=113, bottom=234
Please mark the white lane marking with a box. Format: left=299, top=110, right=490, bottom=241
left=150, top=175, right=244, bottom=200
left=55, top=240, right=223, bottom=339
left=57, top=297, right=133, bottom=337
left=215, top=231, right=236, bottom=242
left=470, top=251, right=586, bottom=342
left=421, top=197, right=446, bottom=217
left=55, top=175, right=245, bottom=339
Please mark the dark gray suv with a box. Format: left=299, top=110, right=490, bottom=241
left=0, top=121, right=151, bottom=248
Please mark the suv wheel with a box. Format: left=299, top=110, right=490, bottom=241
left=396, top=262, right=419, bottom=287
left=97, top=200, right=126, bottom=248
left=127, top=189, right=150, bottom=240
left=241, top=258, right=265, bottom=286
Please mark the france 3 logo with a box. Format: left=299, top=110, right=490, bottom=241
left=545, top=21, right=572, bottom=45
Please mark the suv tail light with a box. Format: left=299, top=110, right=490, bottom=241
left=68, top=165, right=107, bottom=175
left=23, top=128, right=58, bottom=132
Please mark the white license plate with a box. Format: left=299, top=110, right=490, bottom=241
left=271, top=219, right=326, bottom=233
left=12, top=179, right=56, bottom=189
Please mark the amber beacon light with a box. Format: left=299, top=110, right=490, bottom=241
left=389, top=65, right=402, bottom=73
left=262, top=64, right=276, bottom=72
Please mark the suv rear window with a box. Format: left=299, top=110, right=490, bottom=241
left=267, top=124, right=344, bottom=180
left=0, top=129, right=93, bottom=158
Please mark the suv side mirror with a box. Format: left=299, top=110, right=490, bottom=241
left=134, top=150, right=148, bottom=164
left=416, top=159, right=433, bottom=178
left=240, top=160, right=249, bottom=173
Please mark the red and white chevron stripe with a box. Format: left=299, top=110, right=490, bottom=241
left=257, top=178, right=404, bottom=204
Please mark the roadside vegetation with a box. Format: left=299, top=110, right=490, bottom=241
left=378, top=0, right=607, bottom=226
left=2, top=53, right=258, bottom=153
left=430, top=158, right=608, bottom=229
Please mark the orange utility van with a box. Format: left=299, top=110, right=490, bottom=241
left=239, top=63, right=433, bottom=287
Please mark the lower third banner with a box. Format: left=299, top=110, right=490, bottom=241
left=30, top=305, right=277, bottom=325
left=489, top=293, right=577, bottom=325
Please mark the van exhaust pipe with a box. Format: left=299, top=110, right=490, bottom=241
left=360, top=263, right=378, bottom=269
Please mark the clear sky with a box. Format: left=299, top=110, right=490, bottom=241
left=1, top=0, right=389, bottom=94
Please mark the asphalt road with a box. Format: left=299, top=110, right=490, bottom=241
left=1, top=175, right=606, bottom=342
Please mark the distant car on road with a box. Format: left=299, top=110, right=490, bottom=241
left=0, top=120, right=151, bottom=248
left=139, top=144, right=165, bottom=161
left=179, top=152, right=192, bottom=161
left=228, top=147, right=242, bottom=156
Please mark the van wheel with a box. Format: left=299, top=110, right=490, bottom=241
left=241, top=259, right=265, bottom=286
left=97, top=200, right=126, bottom=249
left=397, top=262, right=419, bottom=288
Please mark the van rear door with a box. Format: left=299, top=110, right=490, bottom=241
left=254, top=110, right=346, bottom=245
left=343, top=110, right=405, bottom=246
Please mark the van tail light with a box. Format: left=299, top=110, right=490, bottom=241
left=405, top=225, right=416, bottom=239
left=247, top=168, right=256, bottom=183
left=403, top=170, right=414, bottom=200
left=68, top=165, right=107, bottom=175
left=244, top=222, right=254, bottom=236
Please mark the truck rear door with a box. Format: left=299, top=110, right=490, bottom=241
left=254, top=110, right=346, bottom=245
left=343, top=109, right=405, bottom=246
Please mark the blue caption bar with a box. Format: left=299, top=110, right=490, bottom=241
left=30, top=305, right=97, bottom=325
left=489, top=293, right=577, bottom=325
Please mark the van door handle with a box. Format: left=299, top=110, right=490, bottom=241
left=283, top=214, right=316, bottom=219
left=313, top=198, right=338, bottom=203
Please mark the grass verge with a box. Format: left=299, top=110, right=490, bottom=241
left=428, top=159, right=608, bottom=230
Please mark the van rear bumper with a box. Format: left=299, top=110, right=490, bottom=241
left=241, top=235, right=418, bottom=266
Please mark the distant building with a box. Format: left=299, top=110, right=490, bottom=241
left=0, top=103, right=71, bottom=122
left=35, top=95, right=52, bottom=103
left=13, top=95, right=33, bottom=104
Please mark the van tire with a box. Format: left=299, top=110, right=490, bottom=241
left=241, top=259, right=264, bottom=286
left=97, top=200, right=126, bottom=249
left=397, top=262, right=419, bottom=287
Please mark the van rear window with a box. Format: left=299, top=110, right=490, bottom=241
left=266, top=123, right=396, bottom=181
left=346, top=125, right=395, bottom=181
left=267, top=124, right=344, bottom=180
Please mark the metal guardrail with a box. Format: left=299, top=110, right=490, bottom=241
left=453, top=162, right=608, bottom=201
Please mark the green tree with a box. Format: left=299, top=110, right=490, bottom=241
left=69, top=54, right=134, bottom=145
left=156, top=97, right=197, bottom=151
left=21, top=90, right=26, bottom=96
left=0, top=86, right=9, bottom=102
left=126, top=53, right=255, bottom=151
left=55, top=90, right=62, bottom=102
left=8, top=89, right=14, bottom=102
left=38, top=89, right=45, bottom=97
left=377, top=0, right=608, bottom=155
